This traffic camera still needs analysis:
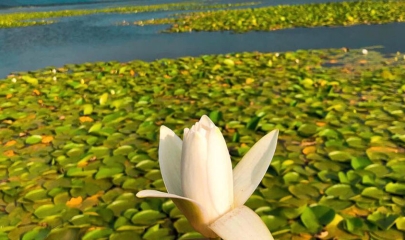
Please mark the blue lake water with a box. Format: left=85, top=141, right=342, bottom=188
left=0, top=0, right=137, bottom=9
left=0, top=0, right=403, bottom=78
left=0, top=0, right=355, bottom=12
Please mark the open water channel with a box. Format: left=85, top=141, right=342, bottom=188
left=0, top=0, right=404, bottom=78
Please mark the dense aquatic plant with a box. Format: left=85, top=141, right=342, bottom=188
left=1, top=49, right=405, bottom=239
left=0, top=2, right=258, bottom=28
left=133, top=0, right=405, bottom=33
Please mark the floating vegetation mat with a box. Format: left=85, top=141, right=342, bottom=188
left=0, top=2, right=259, bottom=29
left=132, top=0, right=405, bottom=33
left=1, top=48, right=405, bottom=239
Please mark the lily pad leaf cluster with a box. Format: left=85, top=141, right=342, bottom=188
left=1, top=48, right=405, bottom=239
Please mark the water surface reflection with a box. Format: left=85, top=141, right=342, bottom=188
left=1, top=21, right=404, bottom=78
left=0, top=0, right=355, bottom=13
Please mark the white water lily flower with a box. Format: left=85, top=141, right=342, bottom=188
left=137, top=115, right=278, bottom=239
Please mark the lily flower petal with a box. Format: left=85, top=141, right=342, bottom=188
left=159, top=126, right=183, bottom=196
left=206, top=124, right=234, bottom=217
left=136, top=190, right=217, bottom=238
left=137, top=117, right=279, bottom=239
left=209, top=205, right=274, bottom=240
left=233, top=130, right=279, bottom=206
left=181, top=116, right=234, bottom=223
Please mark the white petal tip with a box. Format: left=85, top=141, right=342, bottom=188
left=136, top=190, right=150, bottom=198
left=200, top=115, right=215, bottom=128
left=160, top=125, right=170, bottom=131
left=269, top=129, right=279, bottom=137
left=260, top=129, right=279, bottom=151
left=160, top=125, right=175, bottom=139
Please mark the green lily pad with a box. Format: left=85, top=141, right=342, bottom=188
left=22, top=227, right=50, bottom=240
left=319, top=129, right=339, bottom=139
left=343, top=217, right=364, bottom=235
left=396, top=217, right=405, bottom=231
left=351, top=156, right=372, bottom=170
left=310, top=205, right=335, bottom=225
left=82, top=228, right=113, bottom=240
left=367, top=212, right=399, bottom=230
left=370, top=229, right=404, bottom=240
left=174, top=218, right=194, bottom=233
left=82, top=104, right=93, bottom=115
left=88, top=122, right=103, bottom=133
left=325, top=184, right=358, bottom=200
left=34, top=204, right=65, bottom=218
left=26, top=135, right=42, bottom=144
left=70, top=214, right=91, bottom=226
left=328, top=151, right=352, bottom=162
left=45, top=228, right=80, bottom=240
left=385, top=182, right=405, bottom=195
left=300, top=206, right=321, bottom=234
left=297, top=124, right=317, bottom=137
left=95, top=166, right=124, bottom=179
left=113, top=145, right=134, bottom=156
left=107, top=200, right=136, bottom=217
left=24, top=189, right=48, bottom=201
left=142, top=224, right=171, bottom=239
left=99, top=93, right=109, bottom=105
left=361, top=187, right=385, bottom=199
left=131, top=210, right=166, bottom=225
left=110, top=231, right=142, bottom=240
left=261, top=215, right=288, bottom=232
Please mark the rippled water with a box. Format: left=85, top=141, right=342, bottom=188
left=0, top=0, right=136, bottom=9
left=0, top=0, right=191, bottom=13
left=0, top=0, right=403, bottom=78
left=0, top=0, right=355, bottom=12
